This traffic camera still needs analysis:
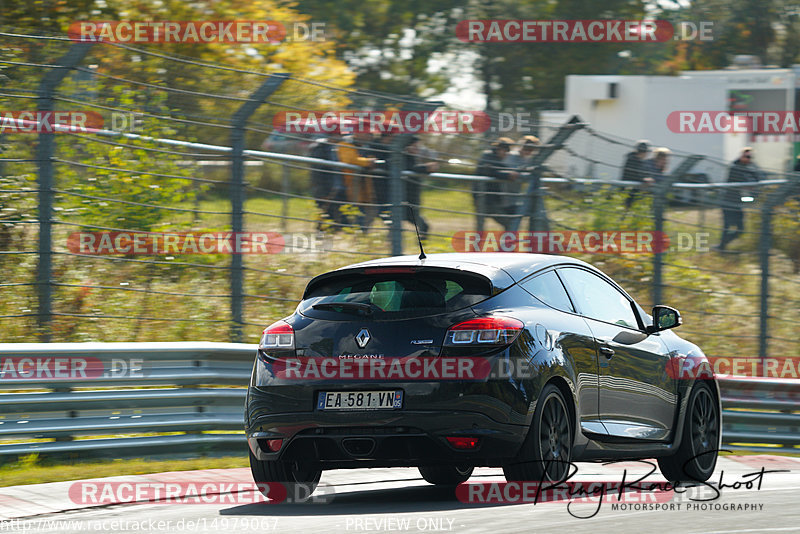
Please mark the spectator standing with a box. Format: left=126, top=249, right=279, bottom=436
left=621, top=140, right=651, bottom=208
left=403, top=135, right=438, bottom=237
left=714, top=147, right=761, bottom=251
left=366, top=129, right=394, bottom=224
left=309, top=132, right=346, bottom=230
left=335, top=125, right=376, bottom=231
left=476, top=137, right=520, bottom=230
left=643, top=147, right=671, bottom=183
left=351, top=128, right=381, bottom=231
left=505, top=135, right=541, bottom=178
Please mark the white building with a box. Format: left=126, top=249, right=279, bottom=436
left=541, top=66, right=800, bottom=182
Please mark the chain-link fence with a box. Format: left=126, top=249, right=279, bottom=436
left=1, top=30, right=799, bottom=370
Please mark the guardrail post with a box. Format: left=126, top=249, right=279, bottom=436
left=652, top=155, right=703, bottom=306
left=229, top=74, right=289, bottom=342
left=36, top=42, right=93, bottom=342
left=508, top=115, right=584, bottom=233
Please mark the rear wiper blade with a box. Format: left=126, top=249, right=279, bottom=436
left=312, top=302, right=376, bottom=315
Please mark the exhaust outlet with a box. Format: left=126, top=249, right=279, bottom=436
left=341, top=437, right=376, bottom=457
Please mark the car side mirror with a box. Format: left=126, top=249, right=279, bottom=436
left=646, top=305, right=682, bottom=334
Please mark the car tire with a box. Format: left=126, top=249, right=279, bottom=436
left=658, top=380, right=719, bottom=483
left=503, top=383, right=573, bottom=483
left=249, top=449, right=322, bottom=503
left=418, top=464, right=473, bottom=485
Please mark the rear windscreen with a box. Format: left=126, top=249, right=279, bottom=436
left=301, top=271, right=492, bottom=319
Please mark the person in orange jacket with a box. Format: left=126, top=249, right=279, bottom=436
left=335, top=126, right=376, bottom=230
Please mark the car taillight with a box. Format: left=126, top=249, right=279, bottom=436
left=260, top=320, right=295, bottom=349
left=266, top=439, right=284, bottom=452
left=444, top=317, right=523, bottom=346
left=446, top=436, right=480, bottom=449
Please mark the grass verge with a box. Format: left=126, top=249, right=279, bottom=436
left=0, top=454, right=249, bottom=488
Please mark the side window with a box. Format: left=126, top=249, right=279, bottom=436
left=521, top=270, right=575, bottom=313
left=557, top=267, right=639, bottom=329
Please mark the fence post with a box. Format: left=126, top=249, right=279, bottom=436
left=757, top=172, right=799, bottom=372
left=526, top=170, right=547, bottom=232
left=651, top=155, right=702, bottom=307
left=387, top=101, right=443, bottom=256
left=281, top=163, right=290, bottom=232
left=389, top=136, right=405, bottom=256
left=229, top=73, right=288, bottom=342
left=475, top=182, right=486, bottom=233
left=508, top=115, right=584, bottom=233
left=36, top=42, right=93, bottom=342
left=758, top=204, right=771, bottom=369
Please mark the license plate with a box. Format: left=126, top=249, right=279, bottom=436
left=317, top=390, right=403, bottom=411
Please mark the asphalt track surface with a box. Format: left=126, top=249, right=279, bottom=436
left=2, top=455, right=799, bottom=533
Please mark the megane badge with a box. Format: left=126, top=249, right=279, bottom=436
left=355, top=328, right=371, bottom=348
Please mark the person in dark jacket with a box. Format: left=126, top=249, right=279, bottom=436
left=403, top=135, right=437, bottom=237
left=643, top=147, right=671, bottom=182
left=715, top=147, right=761, bottom=251
left=366, top=130, right=394, bottom=224
left=475, top=137, right=519, bottom=230
left=309, top=132, right=346, bottom=230
left=622, top=140, right=652, bottom=208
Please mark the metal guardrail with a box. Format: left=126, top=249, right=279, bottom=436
left=0, top=344, right=797, bottom=459
left=720, top=377, right=800, bottom=453
left=0, top=343, right=254, bottom=458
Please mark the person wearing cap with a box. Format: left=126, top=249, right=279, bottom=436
left=475, top=137, right=520, bottom=231
left=714, top=147, right=761, bottom=251
left=505, top=135, right=541, bottom=172
left=621, top=140, right=651, bottom=208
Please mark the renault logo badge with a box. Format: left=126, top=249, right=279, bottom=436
left=355, top=328, right=371, bottom=348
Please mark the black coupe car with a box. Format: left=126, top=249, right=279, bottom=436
left=245, top=253, right=720, bottom=499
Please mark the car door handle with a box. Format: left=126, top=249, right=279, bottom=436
left=599, top=346, right=615, bottom=358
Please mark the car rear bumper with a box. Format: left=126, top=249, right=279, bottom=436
left=246, top=408, right=527, bottom=468
left=245, top=381, right=532, bottom=468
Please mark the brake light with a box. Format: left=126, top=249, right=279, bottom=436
left=363, top=267, right=417, bottom=274
left=260, top=320, right=295, bottom=349
left=445, top=317, right=523, bottom=346
left=446, top=436, right=480, bottom=449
